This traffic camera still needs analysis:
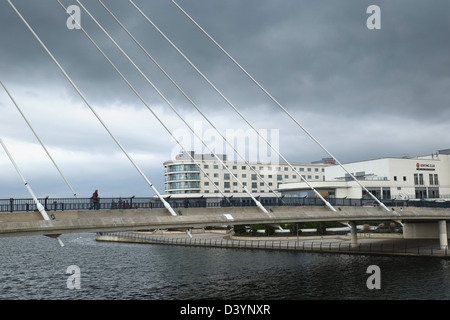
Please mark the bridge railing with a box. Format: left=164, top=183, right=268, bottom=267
left=1, top=196, right=449, bottom=213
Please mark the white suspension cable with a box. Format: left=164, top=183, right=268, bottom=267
left=172, top=0, right=390, bottom=212
left=7, top=0, right=177, bottom=217
left=74, top=0, right=269, bottom=215
left=97, top=0, right=281, bottom=200
left=0, top=80, right=80, bottom=202
left=56, top=0, right=227, bottom=201
left=129, top=0, right=335, bottom=212
left=0, top=138, right=64, bottom=247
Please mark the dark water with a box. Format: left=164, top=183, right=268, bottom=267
left=0, top=233, right=449, bottom=301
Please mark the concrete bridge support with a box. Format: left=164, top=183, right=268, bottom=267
left=439, top=220, right=448, bottom=250
left=349, top=221, right=358, bottom=248
left=403, top=220, right=449, bottom=251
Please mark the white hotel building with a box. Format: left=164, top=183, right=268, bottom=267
left=278, top=149, right=450, bottom=201
left=163, top=151, right=333, bottom=197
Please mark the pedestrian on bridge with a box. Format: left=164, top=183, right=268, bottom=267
left=90, top=189, right=100, bottom=210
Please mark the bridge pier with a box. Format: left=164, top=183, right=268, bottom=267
left=349, top=221, right=358, bottom=248
left=439, top=220, right=448, bottom=250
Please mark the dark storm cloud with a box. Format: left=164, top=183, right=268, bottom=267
left=2, top=0, right=449, bottom=116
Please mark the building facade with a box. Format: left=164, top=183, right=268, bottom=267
left=278, top=149, right=450, bottom=201
left=163, top=151, right=332, bottom=196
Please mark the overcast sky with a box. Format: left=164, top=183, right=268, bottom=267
left=1, top=0, right=449, bottom=199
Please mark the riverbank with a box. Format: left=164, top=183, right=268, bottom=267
left=95, top=229, right=449, bottom=258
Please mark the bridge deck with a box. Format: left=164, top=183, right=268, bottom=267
left=0, top=205, right=448, bottom=238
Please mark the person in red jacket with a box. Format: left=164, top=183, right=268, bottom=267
left=90, top=189, right=100, bottom=210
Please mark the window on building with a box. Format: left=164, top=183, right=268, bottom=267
left=277, top=175, right=282, bottom=181
left=204, top=164, right=209, bottom=169
left=284, top=175, right=289, bottom=179
left=414, top=173, right=424, bottom=185
left=394, top=176, right=397, bottom=181
left=213, top=165, right=219, bottom=169
left=252, top=182, right=257, bottom=188
left=204, top=182, right=209, bottom=186
left=224, top=173, right=230, bottom=180
left=251, top=174, right=257, bottom=180
left=429, top=187, right=440, bottom=198
left=242, top=166, right=246, bottom=170
left=429, top=174, right=434, bottom=185
left=242, top=173, right=247, bottom=178
left=403, top=176, right=407, bottom=181
left=224, top=182, right=230, bottom=188
left=307, top=168, right=311, bottom=172
left=232, top=165, right=237, bottom=170
left=415, top=188, right=426, bottom=199
left=284, top=167, right=288, bottom=171
left=214, top=173, right=219, bottom=178
left=434, top=174, right=439, bottom=185
left=315, top=168, right=319, bottom=172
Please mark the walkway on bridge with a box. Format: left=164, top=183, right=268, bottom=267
left=96, top=230, right=450, bottom=258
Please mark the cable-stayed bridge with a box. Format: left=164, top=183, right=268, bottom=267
left=0, top=1, right=448, bottom=249
left=0, top=196, right=449, bottom=251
